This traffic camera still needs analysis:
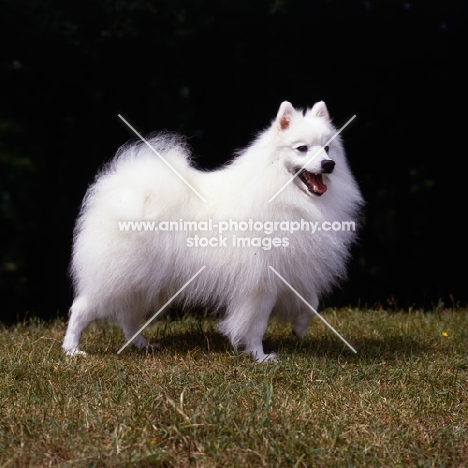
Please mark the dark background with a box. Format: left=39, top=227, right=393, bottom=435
left=1, top=0, right=466, bottom=324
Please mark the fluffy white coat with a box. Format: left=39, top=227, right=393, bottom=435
left=63, top=101, right=363, bottom=361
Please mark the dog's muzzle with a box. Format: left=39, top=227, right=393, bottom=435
left=296, top=159, right=335, bottom=196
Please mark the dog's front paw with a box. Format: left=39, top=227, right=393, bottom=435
left=64, top=348, right=87, bottom=357
left=260, top=352, right=278, bottom=363
left=250, top=350, right=278, bottom=363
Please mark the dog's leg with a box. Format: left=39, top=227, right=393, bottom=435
left=243, top=312, right=278, bottom=363
left=120, top=315, right=152, bottom=350
left=291, top=293, right=319, bottom=338
left=62, top=296, right=93, bottom=356
left=219, top=292, right=277, bottom=363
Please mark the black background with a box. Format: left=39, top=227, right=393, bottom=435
left=1, top=0, right=466, bottom=323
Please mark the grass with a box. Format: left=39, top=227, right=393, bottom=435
left=0, top=308, right=467, bottom=467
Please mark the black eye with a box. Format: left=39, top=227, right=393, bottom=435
left=324, top=145, right=330, bottom=153
left=296, top=145, right=308, bottom=153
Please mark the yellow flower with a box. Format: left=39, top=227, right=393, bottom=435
left=441, top=331, right=449, bottom=337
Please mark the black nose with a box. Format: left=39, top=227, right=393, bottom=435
left=321, top=159, right=335, bottom=174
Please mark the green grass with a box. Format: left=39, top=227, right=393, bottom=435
left=1, top=308, right=467, bottom=467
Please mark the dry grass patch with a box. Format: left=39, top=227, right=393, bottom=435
left=0, top=308, right=467, bottom=467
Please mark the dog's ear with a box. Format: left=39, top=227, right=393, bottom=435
left=309, top=101, right=330, bottom=120
left=277, top=101, right=294, bottom=130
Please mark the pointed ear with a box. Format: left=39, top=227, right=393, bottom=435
left=309, top=101, right=330, bottom=120
left=276, top=101, right=294, bottom=130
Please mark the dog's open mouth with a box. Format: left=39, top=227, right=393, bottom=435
left=296, top=169, right=327, bottom=196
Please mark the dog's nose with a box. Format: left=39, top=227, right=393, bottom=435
left=321, top=159, right=335, bottom=174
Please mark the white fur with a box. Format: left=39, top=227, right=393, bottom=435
left=62, top=101, right=363, bottom=362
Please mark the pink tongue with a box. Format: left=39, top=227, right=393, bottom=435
left=304, top=171, right=327, bottom=195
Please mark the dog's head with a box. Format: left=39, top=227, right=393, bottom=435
left=275, top=101, right=341, bottom=197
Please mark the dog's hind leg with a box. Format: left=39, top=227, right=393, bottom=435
left=291, top=293, right=319, bottom=338
left=62, top=296, right=94, bottom=356
left=120, top=314, right=151, bottom=350
left=117, top=291, right=166, bottom=352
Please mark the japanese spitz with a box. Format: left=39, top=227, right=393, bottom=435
left=63, top=101, right=363, bottom=362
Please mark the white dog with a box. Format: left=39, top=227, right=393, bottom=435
left=63, top=101, right=363, bottom=362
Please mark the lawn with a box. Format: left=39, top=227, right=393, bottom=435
left=0, top=308, right=467, bottom=467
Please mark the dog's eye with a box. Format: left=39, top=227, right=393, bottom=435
left=324, top=145, right=330, bottom=153
left=296, top=145, right=308, bottom=153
